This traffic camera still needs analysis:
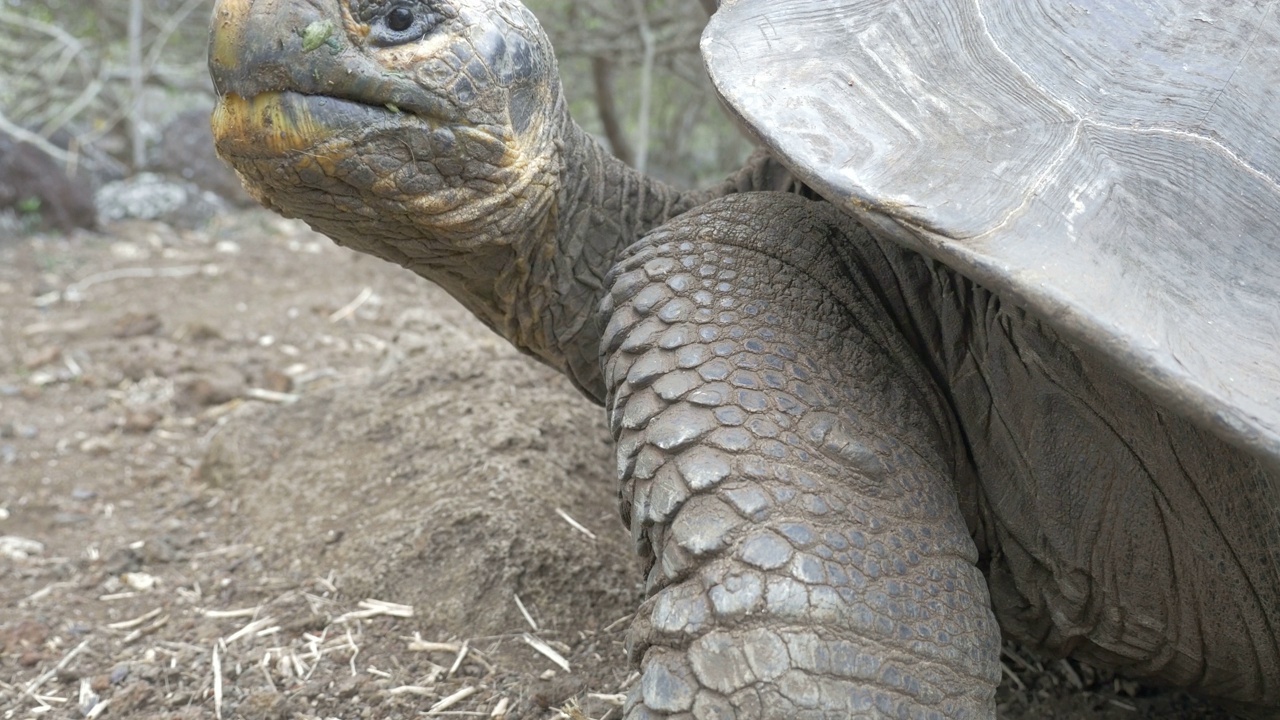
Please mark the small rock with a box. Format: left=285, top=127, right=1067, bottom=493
left=133, top=662, right=162, bottom=683
left=53, top=512, right=90, bottom=525
left=0, top=619, right=51, bottom=652
left=177, top=367, right=244, bottom=409
left=96, top=172, right=228, bottom=228
left=277, top=613, right=328, bottom=637
left=112, top=312, right=163, bottom=339
left=175, top=322, right=222, bottom=342
left=123, top=409, right=162, bottom=434
left=0, top=423, right=34, bottom=440
left=101, top=547, right=142, bottom=576
left=0, top=536, right=45, bottom=560
left=193, top=435, right=238, bottom=488
left=109, top=241, right=150, bottom=260
left=18, top=650, right=44, bottom=667
left=110, top=663, right=130, bottom=685
left=121, top=571, right=158, bottom=591
left=237, top=690, right=291, bottom=720
left=334, top=675, right=365, bottom=699
left=139, top=537, right=177, bottom=564
left=90, top=674, right=112, bottom=692
left=27, top=370, right=59, bottom=386
left=111, top=682, right=155, bottom=715
left=0, top=133, right=98, bottom=231
left=79, top=435, right=115, bottom=456
left=261, top=369, right=293, bottom=394
left=22, top=345, right=61, bottom=370
left=71, top=488, right=97, bottom=501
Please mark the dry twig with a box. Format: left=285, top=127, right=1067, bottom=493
left=554, top=508, right=598, bottom=540
left=212, top=643, right=224, bottom=720
left=429, top=686, right=478, bottom=714
left=521, top=633, right=571, bottom=673
left=514, top=594, right=539, bottom=631
left=335, top=598, right=414, bottom=622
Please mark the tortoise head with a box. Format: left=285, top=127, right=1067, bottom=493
left=209, top=0, right=564, bottom=262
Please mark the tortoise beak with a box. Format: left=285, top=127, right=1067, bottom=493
left=208, top=0, right=409, bottom=158
left=209, top=0, right=348, bottom=100
left=209, top=0, right=343, bottom=158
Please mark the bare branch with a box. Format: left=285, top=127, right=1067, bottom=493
left=629, top=0, right=656, bottom=174
left=591, top=57, right=634, bottom=166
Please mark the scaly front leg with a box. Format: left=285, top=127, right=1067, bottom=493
left=600, top=193, right=1000, bottom=718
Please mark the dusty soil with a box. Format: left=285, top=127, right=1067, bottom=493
left=0, top=212, right=1241, bottom=719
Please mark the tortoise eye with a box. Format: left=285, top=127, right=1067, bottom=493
left=386, top=6, right=414, bottom=32
left=370, top=4, right=442, bottom=46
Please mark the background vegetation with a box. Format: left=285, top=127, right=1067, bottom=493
left=0, top=0, right=750, bottom=189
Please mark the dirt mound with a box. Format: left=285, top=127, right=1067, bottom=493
left=203, top=327, right=638, bottom=638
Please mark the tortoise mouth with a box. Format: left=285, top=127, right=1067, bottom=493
left=212, top=91, right=425, bottom=160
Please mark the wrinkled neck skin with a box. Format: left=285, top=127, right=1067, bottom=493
left=534, top=105, right=709, bottom=401
left=424, top=95, right=705, bottom=404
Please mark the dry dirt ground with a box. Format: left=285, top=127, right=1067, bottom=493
left=0, top=211, right=1242, bottom=719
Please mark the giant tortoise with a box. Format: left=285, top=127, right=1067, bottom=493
left=207, top=0, right=1280, bottom=716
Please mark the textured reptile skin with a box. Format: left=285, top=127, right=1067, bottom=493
left=601, top=193, right=1001, bottom=718
left=600, top=192, right=1280, bottom=715
left=208, top=1, right=1280, bottom=713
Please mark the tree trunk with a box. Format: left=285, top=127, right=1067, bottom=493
left=591, top=57, right=635, bottom=167
left=127, top=0, right=145, bottom=170
left=629, top=0, right=655, bottom=175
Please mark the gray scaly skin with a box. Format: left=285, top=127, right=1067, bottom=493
left=209, top=0, right=1280, bottom=716
left=209, top=0, right=786, bottom=399
left=603, top=195, right=1002, bottom=716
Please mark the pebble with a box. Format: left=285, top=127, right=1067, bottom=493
left=22, top=345, right=61, bottom=369
left=0, top=536, right=45, bottom=559
left=111, top=312, right=162, bottom=339
left=0, top=423, right=38, bottom=440
left=123, top=409, right=162, bottom=434
left=178, top=368, right=245, bottom=408
left=79, top=436, right=115, bottom=456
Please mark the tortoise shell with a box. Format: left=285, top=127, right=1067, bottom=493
left=703, top=0, right=1280, bottom=463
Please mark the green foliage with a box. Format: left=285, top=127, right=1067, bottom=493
left=16, top=196, right=42, bottom=215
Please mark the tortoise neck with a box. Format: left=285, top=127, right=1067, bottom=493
left=507, top=103, right=704, bottom=403
left=424, top=97, right=805, bottom=404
